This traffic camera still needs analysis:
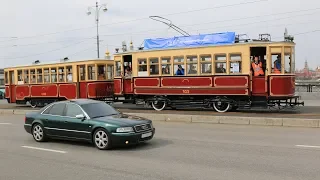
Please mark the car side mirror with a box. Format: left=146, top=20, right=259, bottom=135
left=76, top=114, right=86, bottom=120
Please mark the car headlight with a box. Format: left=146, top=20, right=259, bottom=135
left=116, top=127, right=134, bottom=133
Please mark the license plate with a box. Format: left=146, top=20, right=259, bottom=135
left=141, top=132, right=152, bottom=138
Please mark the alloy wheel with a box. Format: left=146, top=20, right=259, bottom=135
left=94, top=130, right=109, bottom=150
left=32, top=124, right=44, bottom=142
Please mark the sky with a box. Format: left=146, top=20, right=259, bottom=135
left=0, top=0, right=319, bottom=69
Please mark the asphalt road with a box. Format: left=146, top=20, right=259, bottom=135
left=1, top=115, right=320, bottom=180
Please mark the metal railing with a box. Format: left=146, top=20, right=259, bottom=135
left=295, top=84, right=320, bottom=93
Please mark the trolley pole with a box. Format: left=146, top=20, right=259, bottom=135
left=87, top=0, right=108, bottom=59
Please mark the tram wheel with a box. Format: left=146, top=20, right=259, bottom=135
left=212, top=101, right=230, bottom=113
left=151, top=101, right=166, bottom=111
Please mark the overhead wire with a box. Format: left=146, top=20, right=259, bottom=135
left=98, top=7, right=320, bottom=37
left=0, top=0, right=267, bottom=43
left=1, top=8, right=318, bottom=49
left=0, top=39, right=91, bottom=59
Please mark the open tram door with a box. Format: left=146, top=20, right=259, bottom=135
left=113, top=54, right=133, bottom=101
left=250, top=46, right=268, bottom=97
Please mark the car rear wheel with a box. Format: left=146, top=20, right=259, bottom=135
left=93, top=128, right=111, bottom=150
left=32, top=123, right=47, bottom=142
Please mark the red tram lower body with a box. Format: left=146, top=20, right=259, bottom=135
left=113, top=75, right=303, bottom=112
left=5, top=75, right=303, bottom=112
left=5, top=81, right=114, bottom=108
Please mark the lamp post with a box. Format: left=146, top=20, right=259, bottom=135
left=87, top=0, right=107, bottom=59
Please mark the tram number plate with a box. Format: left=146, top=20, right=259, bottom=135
left=141, top=132, right=152, bottom=138
left=182, top=90, right=190, bottom=94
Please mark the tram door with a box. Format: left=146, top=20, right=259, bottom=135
left=250, top=47, right=267, bottom=96
left=122, top=55, right=133, bottom=94
left=8, top=71, right=16, bottom=103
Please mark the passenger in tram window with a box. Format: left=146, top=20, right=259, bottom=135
left=251, top=56, right=264, bottom=76
left=175, top=65, right=184, bottom=75
left=274, top=55, right=281, bottom=73
left=124, top=67, right=132, bottom=78
left=188, top=65, right=197, bottom=74
left=162, top=65, right=170, bottom=75
left=216, top=63, right=226, bottom=73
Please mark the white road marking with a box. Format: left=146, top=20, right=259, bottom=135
left=0, top=123, right=12, bottom=125
left=295, top=145, right=320, bottom=149
left=21, top=146, right=67, bottom=154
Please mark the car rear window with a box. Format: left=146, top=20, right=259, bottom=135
left=81, top=102, right=119, bottom=118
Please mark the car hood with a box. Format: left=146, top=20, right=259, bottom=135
left=93, top=113, right=151, bottom=126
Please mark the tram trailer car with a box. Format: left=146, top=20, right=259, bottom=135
left=111, top=32, right=304, bottom=112
left=4, top=59, right=115, bottom=108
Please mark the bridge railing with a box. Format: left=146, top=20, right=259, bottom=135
left=295, top=84, right=320, bottom=93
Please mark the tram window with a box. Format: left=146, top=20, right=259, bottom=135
left=161, top=57, right=171, bottom=75
left=36, top=69, right=43, bottom=83
left=30, top=69, right=36, bottom=83
left=284, top=53, right=291, bottom=73
left=107, top=65, right=114, bottom=79
left=138, top=59, right=147, bottom=76
left=291, top=48, right=295, bottom=73
left=186, top=56, right=198, bottom=75
left=271, top=54, right=281, bottom=74
left=115, top=61, right=121, bottom=77
left=79, top=65, right=86, bottom=81
left=24, top=70, right=29, bottom=83
left=88, top=65, right=96, bottom=80
left=66, top=66, right=73, bottom=82
left=58, top=67, right=65, bottom=82
left=173, top=56, right=185, bottom=76
left=51, top=67, right=57, bottom=83
left=4, top=72, right=8, bottom=84
left=200, top=55, right=212, bottom=74
left=44, top=68, right=50, bottom=83
left=229, top=54, right=242, bottom=73
left=214, top=54, right=226, bottom=73
left=149, top=58, right=159, bottom=75
left=97, top=64, right=106, bottom=80
left=17, top=70, right=23, bottom=82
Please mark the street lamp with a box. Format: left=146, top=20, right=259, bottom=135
left=87, top=1, right=108, bottom=58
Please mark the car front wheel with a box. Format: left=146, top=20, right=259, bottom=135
left=93, top=128, right=111, bottom=150
left=32, top=123, right=47, bottom=142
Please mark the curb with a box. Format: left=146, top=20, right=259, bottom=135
left=1, top=109, right=319, bottom=128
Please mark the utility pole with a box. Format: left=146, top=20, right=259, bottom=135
left=87, top=0, right=107, bottom=58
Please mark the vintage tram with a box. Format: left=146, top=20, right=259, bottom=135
left=4, top=59, right=114, bottom=108
left=4, top=31, right=304, bottom=112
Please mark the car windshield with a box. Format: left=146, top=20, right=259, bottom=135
left=81, top=102, right=120, bottom=118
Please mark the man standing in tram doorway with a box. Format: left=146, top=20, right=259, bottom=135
left=273, top=55, right=281, bottom=73
left=251, top=56, right=264, bottom=76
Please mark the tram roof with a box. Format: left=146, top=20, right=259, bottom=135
left=115, top=40, right=295, bottom=55
left=4, top=58, right=113, bottom=69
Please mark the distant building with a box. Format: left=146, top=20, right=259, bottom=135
left=0, top=69, right=4, bottom=89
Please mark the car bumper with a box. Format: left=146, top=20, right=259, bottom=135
left=110, top=128, right=155, bottom=146
left=24, top=124, right=32, bottom=134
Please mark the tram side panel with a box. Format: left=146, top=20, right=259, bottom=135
left=132, top=75, right=249, bottom=96
left=86, top=81, right=114, bottom=99
left=268, top=75, right=295, bottom=97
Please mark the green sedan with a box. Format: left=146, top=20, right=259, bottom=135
left=24, top=99, right=155, bottom=150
